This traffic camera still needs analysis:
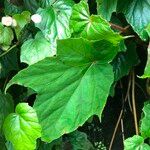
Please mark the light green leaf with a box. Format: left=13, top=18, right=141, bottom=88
left=96, top=0, right=118, bottom=21
left=35, top=0, right=74, bottom=53
left=70, top=1, right=123, bottom=45
left=21, top=33, right=53, bottom=65
left=124, top=135, right=150, bottom=150
left=117, top=0, right=150, bottom=41
left=0, top=23, right=14, bottom=50
left=3, top=103, right=41, bottom=150
left=140, top=102, right=150, bottom=139
left=6, top=38, right=117, bottom=142
left=13, top=11, right=31, bottom=39
left=0, top=91, right=14, bottom=132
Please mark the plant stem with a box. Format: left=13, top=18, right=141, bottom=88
left=0, top=42, right=19, bottom=58
left=109, top=75, right=132, bottom=150
left=110, top=23, right=130, bottom=33
left=131, top=71, right=139, bottom=135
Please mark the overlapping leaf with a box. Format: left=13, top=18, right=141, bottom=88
left=0, top=91, right=14, bottom=132
left=70, top=1, right=123, bottom=45
left=0, top=23, right=14, bottom=50
left=96, top=0, right=118, bottom=21
left=0, top=48, right=19, bottom=78
left=112, top=41, right=139, bottom=81
left=124, top=135, right=150, bottom=150
left=117, top=0, right=150, bottom=41
left=141, top=26, right=150, bottom=78
left=6, top=37, right=120, bottom=142
left=35, top=0, right=74, bottom=53
left=140, top=102, right=150, bottom=139
left=13, top=11, right=31, bottom=39
left=21, top=33, right=53, bottom=65
left=3, top=103, right=41, bottom=150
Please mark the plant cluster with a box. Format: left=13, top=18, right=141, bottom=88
left=0, top=0, right=150, bottom=150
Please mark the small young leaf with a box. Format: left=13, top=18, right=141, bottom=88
left=0, top=23, right=14, bottom=50
left=13, top=11, right=31, bottom=39
left=3, top=103, right=41, bottom=150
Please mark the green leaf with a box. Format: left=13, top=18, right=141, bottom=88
left=112, top=41, right=139, bottom=81
left=140, top=102, right=150, bottom=139
left=21, top=33, right=53, bottom=65
left=5, top=141, right=14, bottom=150
left=141, top=25, right=150, bottom=78
left=124, top=135, right=150, bottom=150
left=141, top=44, right=150, bottom=78
left=69, top=131, right=94, bottom=150
left=0, top=48, right=19, bottom=79
left=0, top=23, right=14, bottom=50
left=3, top=103, right=41, bottom=150
left=0, top=91, right=14, bottom=132
left=4, top=0, right=22, bottom=16
left=0, top=134, right=7, bottom=150
left=70, top=1, right=123, bottom=45
left=37, top=138, right=62, bottom=150
left=13, top=11, right=31, bottom=39
left=96, top=0, right=118, bottom=21
left=39, top=0, right=57, bottom=8
left=35, top=0, right=74, bottom=53
left=117, top=0, right=150, bottom=41
left=6, top=38, right=117, bottom=142
left=23, top=0, right=39, bottom=13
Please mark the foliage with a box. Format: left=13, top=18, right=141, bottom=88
left=124, top=102, right=150, bottom=150
left=0, top=0, right=150, bottom=149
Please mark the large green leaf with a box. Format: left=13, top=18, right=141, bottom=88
left=140, top=102, right=150, bottom=139
left=21, top=33, right=53, bottom=65
left=6, top=38, right=118, bottom=142
left=96, top=0, right=118, bottom=21
left=117, top=0, right=150, bottom=41
left=35, top=0, right=74, bottom=53
left=0, top=91, right=14, bottom=132
left=3, top=103, right=41, bottom=150
left=70, top=1, right=123, bottom=45
left=124, top=135, right=150, bottom=150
